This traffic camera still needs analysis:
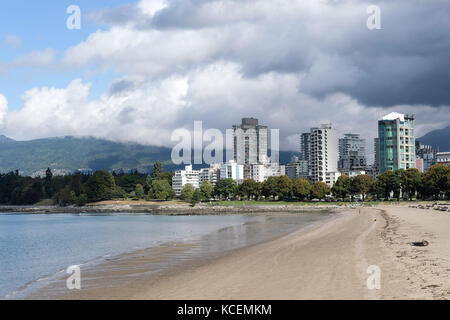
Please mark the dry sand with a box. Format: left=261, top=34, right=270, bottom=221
left=46, top=206, right=450, bottom=300
left=130, top=206, right=450, bottom=300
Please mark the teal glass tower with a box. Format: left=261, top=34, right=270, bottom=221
left=378, top=113, right=416, bottom=173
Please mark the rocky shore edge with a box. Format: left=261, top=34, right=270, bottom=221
left=0, top=203, right=347, bottom=215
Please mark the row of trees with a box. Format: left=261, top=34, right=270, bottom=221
left=178, top=176, right=336, bottom=203
left=179, top=164, right=449, bottom=203
left=0, top=163, right=448, bottom=206
left=0, top=162, right=175, bottom=206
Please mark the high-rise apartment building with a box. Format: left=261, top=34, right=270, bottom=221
left=300, top=133, right=311, bottom=162
left=374, top=137, right=381, bottom=174
left=378, top=112, right=416, bottom=173
left=309, top=124, right=339, bottom=186
left=338, top=133, right=367, bottom=171
left=232, top=118, right=268, bottom=165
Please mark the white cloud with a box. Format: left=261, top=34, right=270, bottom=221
left=3, top=63, right=448, bottom=163
left=2, top=0, right=450, bottom=158
left=0, top=48, right=56, bottom=73
left=0, top=94, right=8, bottom=127
left=4, top=35, right=22, bottom=49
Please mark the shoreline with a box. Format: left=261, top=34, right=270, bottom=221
left=0, top=203, right=347, bottom=215
left=1, top=200, right=448, bottom=216
left=50, top=207, right=450, bottom=299
left=19, top=210, right=336, bottom=300
left=127, top=206, right=449, bottom=300
left=7, top=205, right=450, bottom=300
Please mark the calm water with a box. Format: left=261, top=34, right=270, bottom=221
left=0, top=212, right=330, bottom=299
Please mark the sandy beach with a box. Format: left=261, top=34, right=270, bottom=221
left=32, top=206, right=450, bottom=300
left=121, top=206, right=448, bottom=300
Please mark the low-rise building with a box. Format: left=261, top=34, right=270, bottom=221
left=325, top=172, right=341, bottom=188
left=416, top=144, right=437, bottom=172
left=172, top=165, right=200, bottom=196
left=437, top=152, right=450, bottom=165
left=250, top=163, right=286, bottom=183
left=338, top=169, right=367, bottom=178
left=415, top=158, right=424, bottom=173
left=286, top=156, right=309, bottom=180
left=199, top=164, right=221, bottom=187
left=220, top=161, right=244, bottom=181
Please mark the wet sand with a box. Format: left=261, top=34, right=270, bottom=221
left=25, top=212, right=332, bottom=300
left=28, top=206, right=450, bottom=300
left=129, top=206, right=450, bottom=300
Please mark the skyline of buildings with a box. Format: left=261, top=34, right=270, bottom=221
left=173, top=113, right=446, bottom=196
left=173, top=117, right=285, bottom=195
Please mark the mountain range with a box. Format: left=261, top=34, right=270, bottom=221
left=0, top=135, right=299, bottom=176
left=416, top=125, right=450, bottom=151
left=1, top=125, right=447, bottom=176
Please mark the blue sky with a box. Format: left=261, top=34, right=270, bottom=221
left=0, top=0, right=126, bottom=110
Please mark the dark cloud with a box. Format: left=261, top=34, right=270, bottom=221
left=82, top=0, right=450, bottom=108
left=86, top=4, right=145, bottom=27
left=108, top=79, right=136, bottom=95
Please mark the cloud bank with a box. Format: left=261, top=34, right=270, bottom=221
left=1, top=0, right=449, bottom=159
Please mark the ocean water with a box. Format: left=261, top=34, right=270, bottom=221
left=0, top=212, right=330, bottom=299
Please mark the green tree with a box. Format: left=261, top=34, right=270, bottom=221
left=117, top=174, right=145, bottom=193
left=374, top=171, right=401, bottom=201
left=44, top=167, right=53, bottom=197
left=55, top=186, right=75, bottom=207
left=332, top=175, right=351, bottom=201
left=191, top=190, right=203, bottom=207
left=76, top=194, right=88, bottom=207
left=22, top=181, right=44, bottom=205
left=200, top=181, right=214, bottom=200
left=150, top=180, right=175, bottom=200
left=214, top=179, right=238, bottom=200
left=422, top=164, right=450, bottom=200
left=400, top=168, right=422, bottom=200
left=239, top=179, right=259, bottom=200
left=158, top=171, right=175, bottom=186
left=135, top=184, right=145, bottom=199
left=311, top=182, right=331, bottom=200
left=351, top=175, right=373, bottom=202
left=292, top=178, right=313, bottom=201
left=151, top=161, right=163, bottom=180
left=261, top=176, right=278, bottom=199
left=85, top=170, right=117, bottom=202
left=181, top=184, right=196, bottom=202
left=11, top=186, right=23, bottom=205
left=70, top=172, right=83, bottom=196
left=277, top=176, right=293, bottom=200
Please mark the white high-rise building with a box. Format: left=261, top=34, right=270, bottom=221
left=172, top=165, right=200, bottom=196
left=309, top=124, right=339, bottom=187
